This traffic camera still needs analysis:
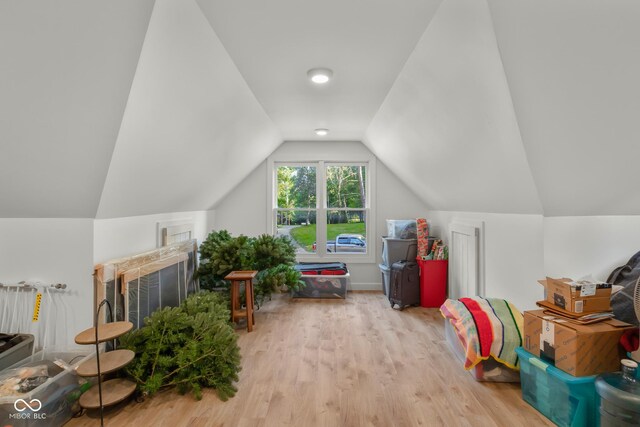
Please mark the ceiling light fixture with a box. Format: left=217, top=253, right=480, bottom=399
left=307, top=68, right=333, bottom=84
left=314, top=128, right=329, bottom=136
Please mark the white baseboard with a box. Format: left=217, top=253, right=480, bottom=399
left=349, top=282, right=383, bottom=291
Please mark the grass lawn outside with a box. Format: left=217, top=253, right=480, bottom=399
left=288, top=223, right=366, bottom=251
left=288, top=225, right=316, bottom=251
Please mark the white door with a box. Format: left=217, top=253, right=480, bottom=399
left=449, top=223, right=480, bottom=299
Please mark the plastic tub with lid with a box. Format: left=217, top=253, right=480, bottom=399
left=595, top=359, right=640, bottom=426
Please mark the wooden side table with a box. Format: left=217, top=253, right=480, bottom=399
left=225, top=270, right=258, bottom=332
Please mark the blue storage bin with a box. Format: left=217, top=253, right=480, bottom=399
left=516, top=347, right=598, bottom=427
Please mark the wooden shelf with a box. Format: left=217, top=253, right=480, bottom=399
left=79, top=378, right=136, bottom=409
left=76, top=349, right=135, bottom=377
left=75, top=321, right=133, bottom=345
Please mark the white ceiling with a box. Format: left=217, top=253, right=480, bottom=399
left=488, top=0, right=640, bottom=216
left=196, top=0, right=443, bottom=141
left=367, top=0, right=640, bottom=216
left=365, top=0, right=542, bottom=214
left=1, top=0, right=639, bottom=218
left=97, top=0, right=281, bottom=218
left=0, top=0, right=154, bottom=217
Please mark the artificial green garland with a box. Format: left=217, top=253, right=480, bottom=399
left=197, top=230, right=303, bottom=302
left=119, top=291, right=241, bottom=401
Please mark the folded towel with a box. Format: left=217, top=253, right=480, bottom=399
left=440, top=297, right=523, bottom=370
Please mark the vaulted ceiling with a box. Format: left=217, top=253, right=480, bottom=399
left=0, top=0, right=155, bottom=217
left=196, top=0, right=443, bottom=141
left=1, top=0, right=638, bottom=218
left=487, top=0, right=640, bottom=216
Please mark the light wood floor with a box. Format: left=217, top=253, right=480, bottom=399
left=67, top=292, right=553, bottom=427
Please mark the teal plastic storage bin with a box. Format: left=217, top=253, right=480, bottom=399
left=516, top=347, right=598, bottom=427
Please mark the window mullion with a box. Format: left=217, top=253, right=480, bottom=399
left=316, top=161, right=327, bottom=257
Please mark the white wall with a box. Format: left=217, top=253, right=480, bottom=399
left=211, top=162, right=269, bottom=238
left=544, top=216, right=640, bottom=282
left=427, top=211, right=545, bottom=312
left=206, top=209, right=216, bottom=235
left=93, top=210, right=209, bottom=263
left=0, top=218, right=94, bottom=346
left=2, top=211, right=631, bottom=348
left=0, top=212, right=211, bottom=350
left=213, top=141, right=430, bottom=289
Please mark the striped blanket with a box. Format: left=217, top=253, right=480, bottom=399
left=440, top=297, right=523, bottom=370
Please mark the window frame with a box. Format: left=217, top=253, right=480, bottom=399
left=267, top=155, right=376, bottom=264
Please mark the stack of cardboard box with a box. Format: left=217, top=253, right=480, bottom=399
left=523, top=277, right=634, bottom=376
left=538, top=277, right=613, bottom=316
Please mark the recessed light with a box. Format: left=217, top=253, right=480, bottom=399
left=307, top=68, right=333, bottom=84
left=315, top=128, right=329, bottom=136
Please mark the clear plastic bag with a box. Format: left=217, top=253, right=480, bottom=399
left=0, top=364, right=49, bottom=397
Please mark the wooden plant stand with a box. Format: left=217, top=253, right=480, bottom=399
left=74, top=320, right=136, bottom=422
left=225, top=270, right=258, bottom=332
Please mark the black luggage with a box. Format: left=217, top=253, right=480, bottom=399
left=389, top=260, right=420, bottom=310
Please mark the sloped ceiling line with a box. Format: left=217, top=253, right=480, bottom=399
left=487, top=0, right=640, bottom=216
left=0, top=0, right=156, bottom=218
left=94, top=0, right=158, bottom=218
left=195, top=0, right=444, bottom=141
left=364, top=0, right=542, bottom=215
left=5, top=0, right=638, bottom=219
left=484, top=0, right=544, bottom=216
left=96, top=0, right=282, bottom=219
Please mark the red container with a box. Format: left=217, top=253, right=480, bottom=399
left=418, top=259, right=448, bottom=308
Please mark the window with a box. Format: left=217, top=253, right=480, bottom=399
left=156, top=220, right=194, bottom=247
left=272, top=161, right=373, bottom=261
left=275, top=165, right=318, bottom=254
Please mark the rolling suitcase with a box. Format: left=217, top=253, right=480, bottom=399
left=389, top=260, right=420, bottom=310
